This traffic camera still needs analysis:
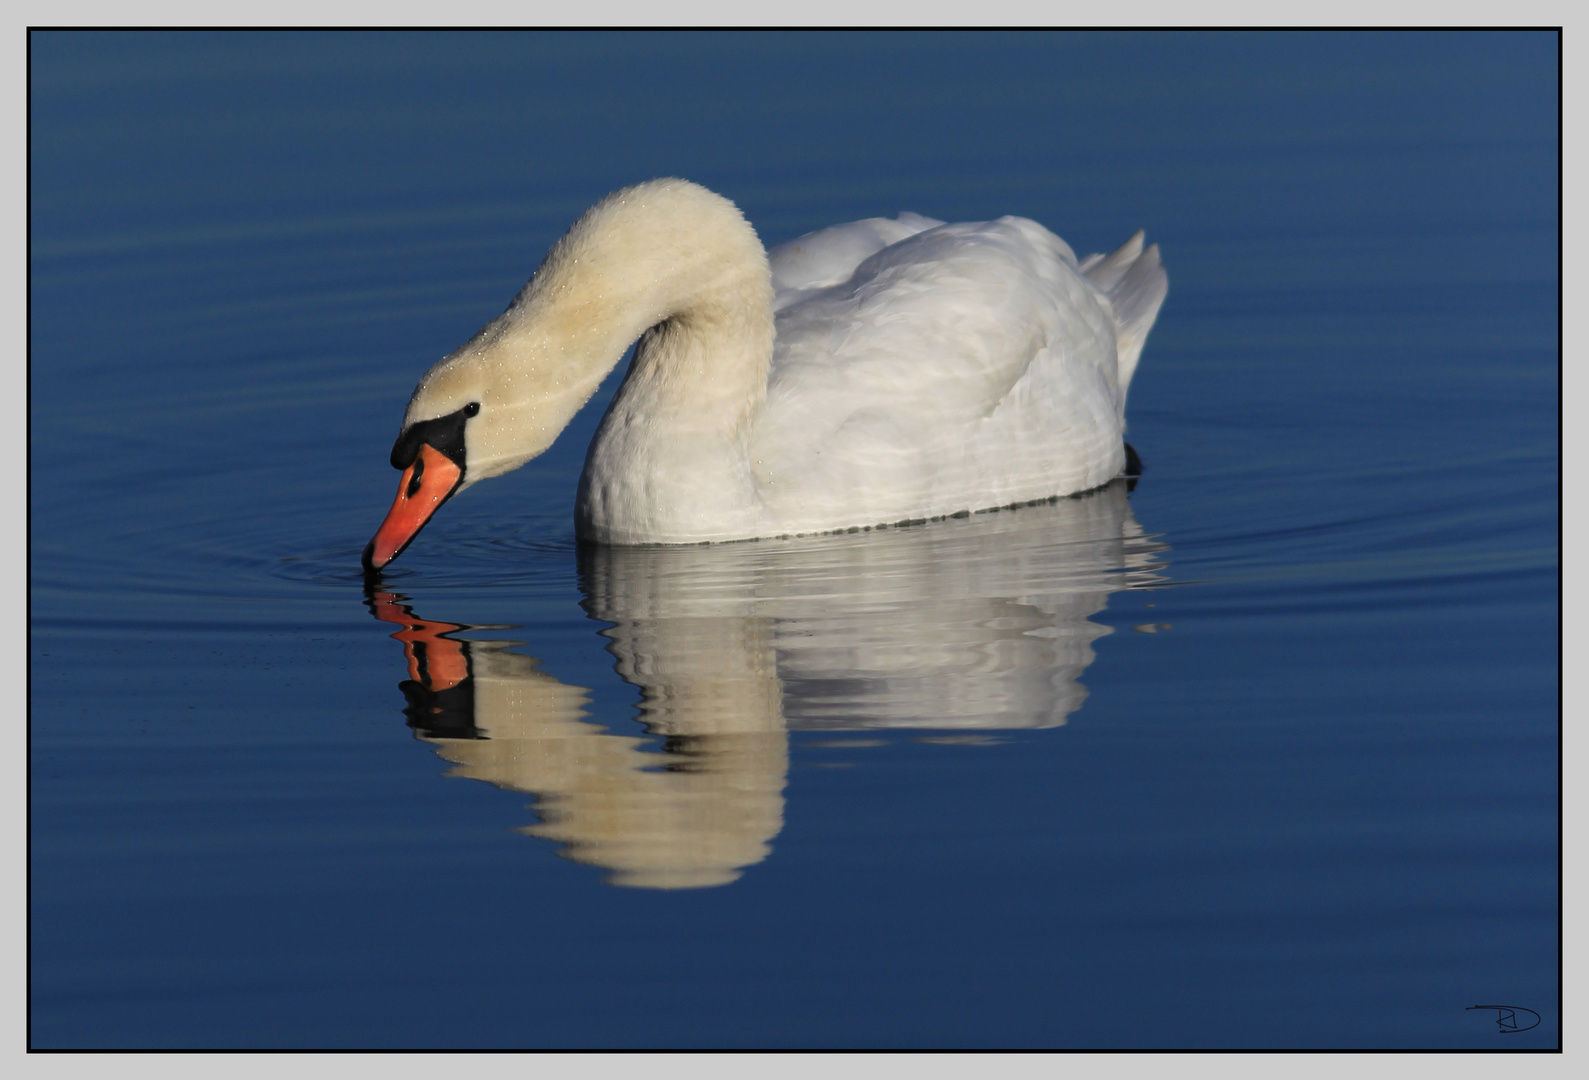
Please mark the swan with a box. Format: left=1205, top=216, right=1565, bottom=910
left=363, top=178, right=1167, bottom=570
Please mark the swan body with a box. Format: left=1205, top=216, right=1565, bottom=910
left=364, top=179, right=1166, bottom=568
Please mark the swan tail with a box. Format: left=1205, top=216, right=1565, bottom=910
left=1079, top=231, right=1167, bottom=409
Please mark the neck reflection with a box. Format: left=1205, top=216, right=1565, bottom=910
left=367, top=479, right=1168, bottom=890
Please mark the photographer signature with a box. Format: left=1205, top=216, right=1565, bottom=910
left=1467, top=1005, right=1541, bottom=1033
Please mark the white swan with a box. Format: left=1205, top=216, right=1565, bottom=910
left=363, top=178, right=1167, bottom=570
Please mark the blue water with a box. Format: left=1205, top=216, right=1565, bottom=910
left=30, top=31, right=1558, bottom=1048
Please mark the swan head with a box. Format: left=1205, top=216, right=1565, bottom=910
left=360, top=392, right=476, bottom=574
left=361, top=339, right=584, bottom=573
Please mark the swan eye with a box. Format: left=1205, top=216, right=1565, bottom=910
left=464, top=402, right=480, bottom=417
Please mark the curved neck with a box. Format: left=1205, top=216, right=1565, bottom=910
left=510, top=180, right=774, bottom=416
left=507, top=183, right=777, bottom=542
left=408, top=180, right=775, bottom=491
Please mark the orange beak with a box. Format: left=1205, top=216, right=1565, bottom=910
left=362, top=443, right=464, bottom=573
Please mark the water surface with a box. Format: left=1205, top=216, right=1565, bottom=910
left=31, top=31, right=1557, bottom=1048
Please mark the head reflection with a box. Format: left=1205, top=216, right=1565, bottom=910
left=367, top=479, right=1167, bottom=890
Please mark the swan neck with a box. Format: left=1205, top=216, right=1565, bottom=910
left=553, top=183, right=775, bottom=542
left=517, top=183, right=776, bottom=410
left=406, top=180, right=774, bottom=488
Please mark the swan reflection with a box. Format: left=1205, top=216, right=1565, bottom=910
left=368, top=479, right=1167, bottom=889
